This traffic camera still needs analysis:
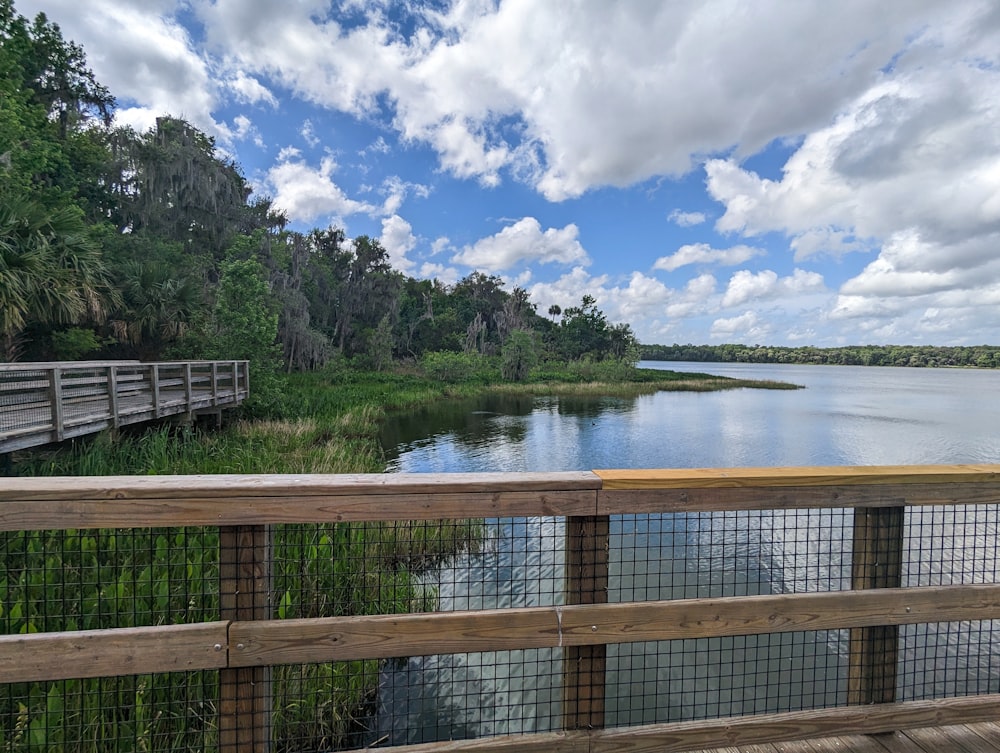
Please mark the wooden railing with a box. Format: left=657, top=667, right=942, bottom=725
left=1, top=465, right=999, bottom=752
left=0, top=360, right=249, bottom=453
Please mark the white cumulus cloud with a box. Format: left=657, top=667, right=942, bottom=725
left=722, top=269, right=825, bottom=308
left=452, top=218, right=589, bottom=271
left=668, top=209, right=707, bottom=227
left=654, top=243, right=764, bottom=272
left=379, top=214, right=417, bottom=274
left=266, top=154, right=376, bottom=224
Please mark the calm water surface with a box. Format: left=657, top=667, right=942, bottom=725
left=375, top=364, right=1000, bottom=744
left=382, top=362, right=1000, bottom=471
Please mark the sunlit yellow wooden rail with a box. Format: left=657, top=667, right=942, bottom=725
left=0, top=360, right=249, bottom=453
left=1, top=465, right=998, bottom=753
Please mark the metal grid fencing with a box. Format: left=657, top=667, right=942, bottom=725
left=899, top=504, right=1000, bottom=701
left=0, top=367, right=50, bottom=439
left=607, top=509, right=855, bottom=728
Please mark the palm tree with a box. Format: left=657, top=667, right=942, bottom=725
left=0, top=193, right=118, bottom=359
left=111, top=260, right=202, bottom=353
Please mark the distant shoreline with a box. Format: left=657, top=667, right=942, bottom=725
left=640, top=343, right=1000, bottom=368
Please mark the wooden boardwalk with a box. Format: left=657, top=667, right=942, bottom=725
left=709, top=721, right=1000, bottom=752
left=0, top=360, right=248, bottom=453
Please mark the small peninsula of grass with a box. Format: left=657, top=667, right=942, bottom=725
left=487, top=366, right=801, bottom=397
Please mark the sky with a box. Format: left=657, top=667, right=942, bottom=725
left=18, top=0, right=1000, bottom=347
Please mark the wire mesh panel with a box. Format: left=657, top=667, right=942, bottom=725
left=899, top=504, right=1000, bottom=700
left=0, top=527, right=220, bottom=751
left=0, top=672, right=219, bottom=752
left=607, top=510, right=854, bottom=726
left=0, top=527, right=219, bottom=634
left=607, top=631, right=848, bottom=726
left=271, top=519, right=496, bottom=619
left=904, top=504, right=1000, bottom=587
left=374, top=648, right=563, bottom=746
left=59, top=367, right=114, bottom=428
left=0, top=367, right=51, bottom=439
left=269, top=517, right=566, bottom=749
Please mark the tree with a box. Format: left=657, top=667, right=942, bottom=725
left=556, top=294, right=608, bottom=360
left=331, top=235, right=402, bottom=357
left=1, top=2, right=113, bottom=135
left=188, top=255, right=283, bottom=415
left=0, top=1, right=114, bottom=209
left=501, top=329, right=539, bottom=382
left=367, top=314, right=395, bottom=372
left=452, top=272, right=509, bottom=355
left=0, top=194, right=117, bottom=360
left=110, top=260, right=202, bottom=357
left=112, top=117, right=251, bottom=260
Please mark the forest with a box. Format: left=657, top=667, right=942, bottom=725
left=641, top=343, right=1000, bottom=368
left=0, top=1, right=638, bottom=408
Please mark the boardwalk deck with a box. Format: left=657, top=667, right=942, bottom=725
left=0, top=360, right=248, bottom=453
left=707, top=721, right=1000, bottom=752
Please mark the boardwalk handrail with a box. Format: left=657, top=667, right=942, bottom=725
left=0, top=359, right=249, bottom=453
left=1, top=465, right=998, bottom=753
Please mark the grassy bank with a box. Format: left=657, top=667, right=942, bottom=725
left=3, top=365, right=797, bottom=750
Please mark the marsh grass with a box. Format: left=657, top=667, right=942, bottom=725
left=485, top=376, right=800, bottom=397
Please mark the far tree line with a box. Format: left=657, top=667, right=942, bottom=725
left=642, top=343, right=1000, bottom=369
left=0, top=1, right=638, bottom=401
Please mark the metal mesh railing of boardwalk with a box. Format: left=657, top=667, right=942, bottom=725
left=1, top=466, right=999, bottom=753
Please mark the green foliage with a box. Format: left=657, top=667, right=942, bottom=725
left=192, top=255, right=285, bottom=415
left=500, top=329, right=539, bottom=382
left=366, top=313, right=395, bottom=372
left=115, top=117, right=250, bottom=258
left=420, top=350, right=497, bottom=383
left=0, top=194, right=119, bottom=359
left=49, top=326, right=105, bottom=359
left=552, top=294, right=638, bottom=363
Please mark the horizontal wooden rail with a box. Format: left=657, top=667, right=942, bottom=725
left=6, top=582, right=996, bottom=683
left=3, top=465, right=1000, bottom=530
left=265, top=695, right=1000, bottom=753
left=594, top=464, right=1000, bottom=487
left=589, top=694, right=1000, bottom=753
left=0, top=622, right=230, bottom=683
left=227, top=583, right=1000, bottom=665
left=0, top=472, right=601, bottom=530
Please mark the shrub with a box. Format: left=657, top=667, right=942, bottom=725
left=419, top=350, right=496, bottom=383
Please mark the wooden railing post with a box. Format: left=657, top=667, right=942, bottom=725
left=151, top=364, right=162, bottom=417
left=184, top=362, right=193, bottom=412
left=106, top=366, right=120, bottom=428
left=220, top=525, right=273, bottom=753
left=48, top=367, right=64, bottom=441
left=562, top=514, right=610, bottom=730
left=848, top=504, right=904, bottom=705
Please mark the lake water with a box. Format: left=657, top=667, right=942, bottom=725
left=374, top=363, right=1000, bottom=744
left=382, top=362, right=1000, bottom=472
